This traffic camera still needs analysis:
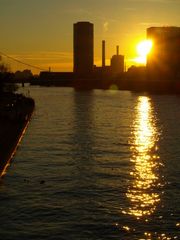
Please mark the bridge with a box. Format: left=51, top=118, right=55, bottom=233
left=0, top=51, right=47, bottom=74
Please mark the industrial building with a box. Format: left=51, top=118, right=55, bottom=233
left=94, top=40, right=124, bottom=79
left=39, top=21, right=125, bottom=88
left=110, top=46, right=124, bottom=76
left=73, top=22, right=124, bottom=79
left=147, top=27, right=180, bottom=80
left=73, top=22, right=94, bottom=77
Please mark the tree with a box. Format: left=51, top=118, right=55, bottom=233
left=0, top=63, right=16, bottom=93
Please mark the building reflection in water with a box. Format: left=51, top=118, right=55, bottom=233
left=125, top=96, right=162, bottom=219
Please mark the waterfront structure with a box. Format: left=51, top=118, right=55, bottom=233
left=147, top=27, right=180, bottom=80
left=73, top=22, right=94, bottom=77
left=0, top=93, right=35, bottom=177
left=110, top=46, right=124, bottom=76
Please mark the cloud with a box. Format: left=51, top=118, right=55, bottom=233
left=124, top=7, right=136, bottom=11
left=42, top=62, right=73, bottom=72
left=139, top=22, right=161, bottom=26
left=10, top=51, right=72, bottom=62
left=128, top=0, right=178, bottom=2
left=103, top=21, right=109, bottom=32
left=139, top=22, right=171, bottom=27
left=65, top=7, right=91, bottom=16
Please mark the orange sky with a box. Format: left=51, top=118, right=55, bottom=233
left=0, top=0, right=180, bottom=74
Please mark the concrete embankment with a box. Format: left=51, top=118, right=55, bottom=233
left=0, top=92, right=35, bottom=177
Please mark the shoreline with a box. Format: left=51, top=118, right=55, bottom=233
left=30, top=77, right=180, bottom=94
left=0, top=93, right=35, bottom=177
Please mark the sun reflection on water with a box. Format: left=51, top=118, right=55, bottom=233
left=125, top=96, right=162, bottom=219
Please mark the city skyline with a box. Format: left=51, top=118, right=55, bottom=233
left=0, top=0, right=180, bottom=73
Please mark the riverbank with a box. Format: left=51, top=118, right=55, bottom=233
left=0, top=92, right=35, bottom=177
left=30, top=76, right=180, bottom=94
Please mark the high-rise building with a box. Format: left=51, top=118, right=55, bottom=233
left=73, top=22, right=94, bottom=77
left=147, top=27, right=180, bottom=80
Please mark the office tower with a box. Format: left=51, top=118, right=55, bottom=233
left=147, top=27, right=180, bottom=80
left=73, top=22, right=94, bottom=76
left=111, top=46, right=124, bottom=75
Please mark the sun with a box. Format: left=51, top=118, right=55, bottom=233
left=137, top=40, right=153, bottom=56
left=135, top=40, right=153, bottom=64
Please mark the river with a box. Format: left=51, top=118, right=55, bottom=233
left=0, top=86, right=179, bottom=240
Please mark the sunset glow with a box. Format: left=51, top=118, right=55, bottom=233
left=135, top=40, right=153, bottom=64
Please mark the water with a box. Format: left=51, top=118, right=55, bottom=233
left=0, top=86, right=179, bottom=240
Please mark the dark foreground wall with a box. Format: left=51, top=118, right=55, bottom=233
left=0, top=93, right=35, bottom=177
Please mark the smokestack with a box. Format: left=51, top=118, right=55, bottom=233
left=102, top=40, right=105, bottom=67
left=116, top=45, right=119, bottom=55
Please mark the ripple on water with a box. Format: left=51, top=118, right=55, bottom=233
left=0, top=87, right=179, bottom=240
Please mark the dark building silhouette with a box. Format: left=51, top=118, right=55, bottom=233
left=147, top=27, right=180, bottom=80
left=102, top=40, right=106, bottom=68
left=111, top=46, right=124, bottom=76
left=39, top=21, right=125, bottom=89
left=73, top=22, right=94, bottom=77
left=94, top=41, right=124, bottom=79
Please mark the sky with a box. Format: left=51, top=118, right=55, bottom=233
left=0, top=0, right=180, bottom=73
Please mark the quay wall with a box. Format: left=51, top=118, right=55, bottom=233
left=0, top=93, right=35, bottom=177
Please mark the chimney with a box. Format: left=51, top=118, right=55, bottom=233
left=102, top=40, right=105, bottom=67
left=116, top=45, right=119, bottom=55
